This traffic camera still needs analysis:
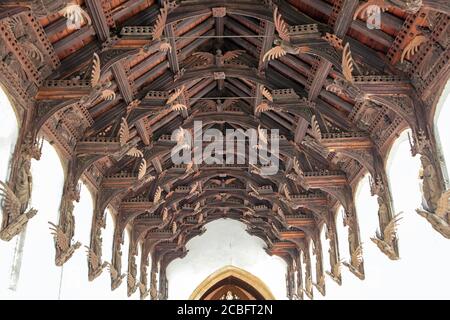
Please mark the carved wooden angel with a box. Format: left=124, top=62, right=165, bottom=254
left=197, top=99, right=239, bottom=112
left=371, top=212, right=402, bottom=260
left=417, top=190, right=450, bottom=239
left=83, top=53, right=116, bottom=102
left=192, top=49, right=245, bottom=67
left=263, top=7, right=342, bottom=68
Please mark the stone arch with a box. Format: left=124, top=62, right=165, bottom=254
left=189, top=265, right=275, bottom=300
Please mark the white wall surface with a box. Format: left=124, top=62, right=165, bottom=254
left=167, top=219, right=288, bottom=300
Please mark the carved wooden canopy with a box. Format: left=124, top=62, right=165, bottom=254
left=0, top=0, right=449, bottom=299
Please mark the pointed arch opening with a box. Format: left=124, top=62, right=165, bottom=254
left=189, top=265, right=275, bottom=300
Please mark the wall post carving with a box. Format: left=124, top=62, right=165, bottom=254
left=325, top=209, right=341, bottom=285
left=295, top=249, right=304, bottom=300
left=302, top=246, right=313, bottom=300
left=0, top=113, right=41, bottom=241
left=110, top=222, right=126, bottom=290
left=126, top=241, right=138, bottom=297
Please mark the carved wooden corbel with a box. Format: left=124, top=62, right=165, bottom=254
left=321, top=185, right=365, bottom=280
left=126, top=242, right=138, bottom=297
left=110, top=223, right=126, bottom=290
left=302, top=246, right=314, bottom=300
left=139, top=252, right=150, bottom=300
left=295, top=249, right=304, bottom=300
left=149, top=251, right=159, bottom=300
left=285, top=260, right=296, bottom=300
left=87, top=192, right=108, bottom=281
left=0, top=130, right=41, bottom=241
left=325, top=210, right=342, bottom=285
left=311, top=233, right=326, bottom=296
left=52, top=176, right=82, bottom=266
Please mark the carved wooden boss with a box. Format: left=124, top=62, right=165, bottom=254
left=0, top=0, right=449, bottom=299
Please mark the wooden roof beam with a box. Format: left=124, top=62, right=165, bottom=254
left=85, top=0, right=111, bottom=43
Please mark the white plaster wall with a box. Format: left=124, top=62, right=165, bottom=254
left=166, top=219, right=287, bottom=300
left=314, top=131, right=450, bottom=300
left=0, top=86, right=19, bottom=297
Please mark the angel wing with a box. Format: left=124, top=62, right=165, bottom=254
left=192, top=52, right=215, bottom=65
left=209, top=179, right=222, bottom=186
left=167, top=86, right=186, bottom=105
left=310, top=115, right=322, bottom=140
left=106, top=262, right=118, bottom=279
left=224, top=178, right=236, bottom=185
left=170, top=103, right=187, bottom=112
left=91, top=53, right=101, bottom=87
left=260, top=86, right=273, bottom=102
left=189, top=182, right=199, bottom=195
left=85, top=245, right=100, bottom=267
left=151, top=3, right=168, bottom=40
left=249, top=184, right=261, bottom=197
left=436, top=190, right=450, bottom=218
left=255, top=102, right=273, bottom=114
left=263, top=46, right=287, bottom=62
left=293, top=158, right=303, bottom=176
left=154, top=186, right=163, bottom=203
left=48, top=222, right=69, bottom=252
left=159, top=41, right=172, bottom=53
left=250, top=164, right=263, bottom=176
left=342, top=43, right=355, bottom=82
left=119, top=118, right=130, bottom=146
left=273, top=7, right=290, bottom=42
left=222, top=99, right=239, bottom=110
left=101, top=89, right=116, bottom=101
left=79, top=8, right=93, bottom=26
left=282, top=185, right=292, bottom=201
left=197, top=100, right=217, bottom=111
left=177, top=233, right=184, bottom=246
left=353, top=0, right=389, bottom=20
left=185, top=161, right=194, bottom=173
left=257, top=125, right=268, bottom=145
left=126, top=147, right=143, bottom=158
left=172, top=221, right=177, bottom=234
left=222, top=50, right=245, bottom=62
left=0, top=181, right=21, bottom=217
left=353, top=1, right=372, bottom=20
left=138, top=282, right=148, bottom=293
left=162, top=208, right=169, bottom=222
left=351, top=245, right=363, bottom=268
left=401, top=35, right=427, bottom=63
left=383, top=212, right=402, bottom=243
left=138, top=158, right=147, bottom=180
left=174, top=127, right=188, bottom=144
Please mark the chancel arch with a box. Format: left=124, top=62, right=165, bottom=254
left=189, top=265, right=275, bottom=300
left=167, top=219, right=287, bottom=300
